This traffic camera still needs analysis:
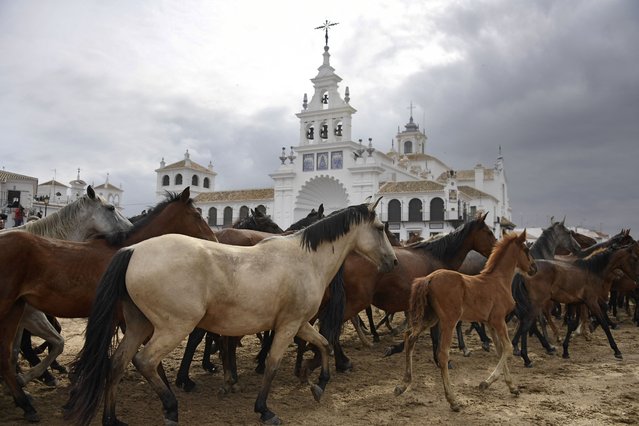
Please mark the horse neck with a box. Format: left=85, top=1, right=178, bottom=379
left=305, top=232, right=358, bottom=290
left=481, top=242, right=521, bottom=286
left=22, top=213, right=79, bottom=240
left=531, top=229, right=559, bottom=260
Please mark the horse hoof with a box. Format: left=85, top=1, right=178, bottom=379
left=24, top=411, right=40, bottom=423
left=513, top=349, right=521, bottom=356
left=43, top=377, right=60, bottom=387
left=462, top=349, right=472, bottom=357
left=524, top=362, right=533, bottom=368
left=261, top=414, right=282, bottom=425
left=450, top=402, right=461, bottom=412
left=373, top=335, right=381, bottom=343
left=176, top=378, right=196, bottom=392
left=615, top=353, right=623, bottom=359
left=511, top=388, right=521, bottom=396
left=52, top=364, right=69, bottom=374
left=479, top=381, right=489, bottom=390
left=202, top=363, right=217, bottom=373
left=482, top=343, right=491, bottom=352
left=311, top=384, right=323, bottom=402
left=255, top=364, right=265, bottom=375
left=562, top=353, right=570, bottom=359
left=336, top=361, right=353, bottom=373
left=546, top=347, right=557, bottom=354
left=164, top=419, right=178, bottom=426
left=394, top=385, right=406, bottom=396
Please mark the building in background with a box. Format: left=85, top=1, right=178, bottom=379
left=161, top=39, right=512, bottom=240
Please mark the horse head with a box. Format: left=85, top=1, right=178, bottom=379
left=515, top=230, right=537, bottom=276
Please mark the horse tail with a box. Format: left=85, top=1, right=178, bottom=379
left=64, top=248, right=134, bottom=426
left=510, top=272, right=532, bottom=321
left=408, top=276, right=433, bottom=329
left=318, top=264, right=346, bottom=346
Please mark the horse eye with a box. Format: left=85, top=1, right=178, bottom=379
left=107, top=205, right=115, bottom=211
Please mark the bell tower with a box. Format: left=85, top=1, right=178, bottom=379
left=296, top=21, right=356, bottom=146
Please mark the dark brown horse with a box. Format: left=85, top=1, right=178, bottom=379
left=0, top=187, right=216, bottom=422
left=512, top=242, right=639, bottom=367
left=291, top=213, right=497, bottom=377
left=395, top=231, right=536, bottom=411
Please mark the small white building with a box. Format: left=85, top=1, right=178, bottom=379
left=0, top=169, right=38, bottom=227
left=158, top=39, right=513, bottom=240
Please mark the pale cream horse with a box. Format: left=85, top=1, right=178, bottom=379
left=66, top=199, right=398, bottom=426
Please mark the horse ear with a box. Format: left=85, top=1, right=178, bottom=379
left=318, top=204, right=324, bottom=216
left=480, top=211, right=488, bottom=222
left=370, top=196, right=382, bottom=211
left=561, top=216, right=566, bottom=226
left=180, top=187, right=190, bottom=202
left=310, top=208, right=316, bottom=215
left=519, top=229, right=527, bottom=242
left=87, top=185, right=96, bottom=199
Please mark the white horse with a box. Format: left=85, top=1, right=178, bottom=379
left=6, top=186, right=132, bottom=387
left=66, top=199, right=398, bottom=425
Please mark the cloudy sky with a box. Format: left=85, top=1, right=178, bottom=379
left=1, top=0, right=637, bottom=235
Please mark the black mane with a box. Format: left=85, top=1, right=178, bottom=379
left=101, top=191, right=190, bottom=245
left=406, top=217, right=480, bottom=261
left=573, top=247, right=615, bottom=276
left=300, top=203, right=373, bottom=252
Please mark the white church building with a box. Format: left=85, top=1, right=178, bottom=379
left=156, top=39, right=513, bottom=241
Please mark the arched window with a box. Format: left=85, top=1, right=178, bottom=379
left=108, top=194, right=114, bottom=203
left=162, top=175, right=169, bottom=186
left=430, top=198, right=445, bottom=221
left=321, top=90, right=329, bottom=108
left=223, top=206, right=233, bottom=227
left=175, top=174, right=183, bottom=185
left=113, top=194, right=120, bottom=206
left=203, top=177, right=210, bottom=188
left=208, top=207, right=217, bottom=226
left=306, top=124, right=315, bottom=140
left=192, top=175, right=199, bottom=186
left=404, top=141, right=413, bottom=154
left=388, top=199, right=401, bottom=223
left=239, top=206, right=249, bottom=219
left=408, top=198, right=422, bottom=222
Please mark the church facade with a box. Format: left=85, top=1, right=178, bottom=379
left=158, top=41, right=513, bottom=241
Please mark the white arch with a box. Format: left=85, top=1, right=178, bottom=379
left=294, top=175, right=349, bottom=222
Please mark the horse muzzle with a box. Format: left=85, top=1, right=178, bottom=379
left=379, top=257, right=398, bottom=273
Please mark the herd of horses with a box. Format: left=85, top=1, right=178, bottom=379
left=1, top=187, right=637, bottom=424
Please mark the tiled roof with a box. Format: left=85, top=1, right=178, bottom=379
left=159, top=160, right=214, bottom=174
left=94, top=182, right=122, bottom=191
left=378, top=180, right=444, bottom=193
left=457, top=185, right=495, bottom=200
left=436, top=168, right=494, bottom=182
left=0, top=170, right=38, bottom=182
left=39, top=180, right=69, bottom=188
left=194, top=188, right=274, bottom=203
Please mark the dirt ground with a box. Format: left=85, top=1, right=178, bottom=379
left=2, top=309, right=639, bottom=426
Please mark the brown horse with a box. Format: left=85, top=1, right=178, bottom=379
left=394, top=231, right=536, bottom=412
left=512, top=242, right=639, bottom=366
left=291, top=212, right=497, bottom=376
left=0, top=187, right=216, bottom=422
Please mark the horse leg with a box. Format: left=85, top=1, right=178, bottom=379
left=0, top=302, right=40, bottom=422
left=456, top=322, right=471, bottom=357
left=561, top=305, right=581, bottom=359
left=591, top=301, right=622, bottom=359
left=332, top=340, right=352, bottom=372
left=254, top=325, right=300, bottom=425
left=175, top=327, right=206, bottom=392
left=256, top=330, right=274, bottom=375
left=438, top=323, right=461, bottom=411
left=131, top=326, right=191, bottom=425
left=16, top=310, right=65, bottom=387
left=365, top=306, right=381, bottom=342
left=528, top=320, right=556, bottom=354
left=473, top=322, right=491, bottom=352
left=351, top=315, right=373, bottom=348
left=219, top=336, right=240, bottom=394
left=296, top=322, right=332, bottom=401
left=394, top=322, right=427, bottom=396
left=19, top=329, right=58, bottom=386
left=202, top=331, right=219, bottom=372
left=481, top=322, right=518, bottom=396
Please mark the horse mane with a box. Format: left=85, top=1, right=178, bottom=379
left=573, top=246, right=615, bottom=275
left=481, top=232, right=519, bottom=275
left=102, top=191, right=190, bottom=245
left=406, top=217, right=481, bottom=261
left=21, top=194, right=102, bottom=239
left=232, top=215, right=255, bottom=229
left=300, top=203, right=373, bottom=252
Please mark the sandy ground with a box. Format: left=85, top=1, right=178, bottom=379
left=2, top=309, right=639, bottom=425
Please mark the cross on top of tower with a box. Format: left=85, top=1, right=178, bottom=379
left=315, top=19, right=339, bottom=47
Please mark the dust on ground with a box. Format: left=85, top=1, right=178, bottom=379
left=2, top=310, right=638, bottom=425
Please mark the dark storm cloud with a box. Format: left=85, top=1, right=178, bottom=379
left=362, top=0, right=639, bottom=234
